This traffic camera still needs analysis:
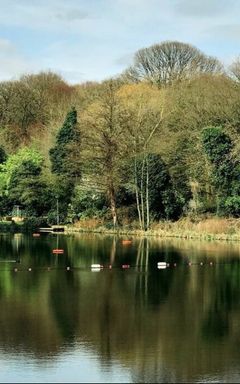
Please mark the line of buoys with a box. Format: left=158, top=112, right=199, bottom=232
left=52, top=249, right=64, bottom=254
left=8, top=261, right=229, bottom=273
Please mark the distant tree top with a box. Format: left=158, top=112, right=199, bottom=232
left=123, top=40, right=223, bottom=87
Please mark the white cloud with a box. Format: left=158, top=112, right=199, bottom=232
left=0, top=38, right=30, bottom=80
left=175, top=0, right=237, bottom=17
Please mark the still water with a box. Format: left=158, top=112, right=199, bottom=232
left=1, top=233, right=240, bottom=383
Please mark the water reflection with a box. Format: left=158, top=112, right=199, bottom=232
left=0, top=234, right=240, bottom=382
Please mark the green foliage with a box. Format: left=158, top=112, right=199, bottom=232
left=202, top=127, right=236, bottom=197
left=202, top=127, right=232, bottom=164
left=49, top=107, right=81, bottom=177
left=136, top=153, right=180, bottom=220
left=71, top=186, right=107, bottom=218
left=0, top=147, right=52, bottom=216
left=0, top=147, right=43, bottom=195
left=56, top=107, right=78, bottom=145
left=220, top=196, right=240, bottom=217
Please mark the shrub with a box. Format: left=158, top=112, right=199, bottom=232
left=221, top=196, right=240, bottom=217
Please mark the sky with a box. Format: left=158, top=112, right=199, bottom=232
left=0, top=0, right=239, bottom=84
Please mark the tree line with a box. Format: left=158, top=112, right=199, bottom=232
left=0, top=40, right=240, bottom=229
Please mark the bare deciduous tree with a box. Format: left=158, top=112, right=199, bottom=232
left=123, top=41, right=222, bottom=87
left=229, top=57, right=240, bottom=82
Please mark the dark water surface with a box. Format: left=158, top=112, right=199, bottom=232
left=1, top=233, right=240, bottom=382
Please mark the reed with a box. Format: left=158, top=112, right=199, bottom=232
left=66, top=217, right=240, bottom=241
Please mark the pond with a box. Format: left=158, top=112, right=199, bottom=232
left=0, top=233, right=240, bottom=383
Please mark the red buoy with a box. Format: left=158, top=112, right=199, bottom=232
left=52, top=249, right=64, bottom=254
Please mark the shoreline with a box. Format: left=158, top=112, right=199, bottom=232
left=65, top=217, right=240, bottom=242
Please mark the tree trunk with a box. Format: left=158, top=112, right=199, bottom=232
left=146, top=155, right=150, bottom=231
left=140, top=157, right=145, bottom=230
left=134, top=155, right=143, bottom=230
left=109, top=184, right=117, bottom=227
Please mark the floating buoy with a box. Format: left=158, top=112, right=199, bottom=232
left=14, top=268, right=18, bottom=272
left=200, top=262, right=203, bottom=266
left=33, top=233, right=40, bottom=237
left=157, top=262, right=167, bottom=269
left=91, top=264, right=103, bottom=269
left=122, top=264, right=130, bottom=269
left=28, top=268, right=32, bottom=272
left=91, top=264, right=103, bottom=272
left=122, top=240, right=132, bottom=245
left=66, top=266, right=70, bottom=271
left=52, top=249, right=64, bottom=254
left=109, top=265, right=112, bottom=269
left=174, top=263, right=177, bottom=267
left=210, top=262, right=213, bottom=266
left=188, top=262, right=192, bottom=266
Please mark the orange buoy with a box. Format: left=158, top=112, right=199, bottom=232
left=52, top=249, right=64, bottom=254
left=122, top=240, right=132, bottom=245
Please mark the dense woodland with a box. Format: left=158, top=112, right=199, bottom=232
left=0, top=40, right=240, bottom=229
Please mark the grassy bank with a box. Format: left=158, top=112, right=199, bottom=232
left=65, top=217, right=240, bottom=241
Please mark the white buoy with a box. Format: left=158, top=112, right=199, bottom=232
left=157, top=262, right=167, bottom=269
left=91, top=264, right=103, bottom=271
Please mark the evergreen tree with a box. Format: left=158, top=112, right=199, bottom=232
left=49, top=107, right=81, bottom=178
left=49, top=107, right=81, bottom=222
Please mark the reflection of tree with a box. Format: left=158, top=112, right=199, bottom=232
left=134, top=238, right=174, bottom=309
left=2, top=235, right=240, bottom=382
left=49, top=271, right=81, bottom=341
left=201, top=264, right=240, bottom=342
